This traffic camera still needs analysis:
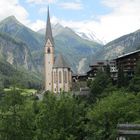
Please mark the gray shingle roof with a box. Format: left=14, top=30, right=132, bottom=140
left=116, top=49, right=140, bottom=59
left=53, top=54, right=70, bottom=68
left=45, top=7, right=54, bottom=46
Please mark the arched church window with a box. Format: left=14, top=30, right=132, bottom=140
left=47, top=47, right=50, bottom=53
left=56, top=71, right=58, bottom=83
left=60, top=88, right=62, bottom=92
left=64, top=71, right=67, bottom=83
left=59, top=71, right=62, bottom=83
left=54, top=72, right=56, bottom=83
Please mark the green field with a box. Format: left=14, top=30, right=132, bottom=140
left=4, top=87, right=37, bottom=96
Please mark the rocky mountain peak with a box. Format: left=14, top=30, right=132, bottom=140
left=0, top=15, right=23, bottom=34
left=0, top=15, right=21, bottom=25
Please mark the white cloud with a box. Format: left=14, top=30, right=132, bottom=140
left=1, top=0, right=140, bottom=44
left=59, top=2, right=83, bottom=10
left=0, top=0, right=29, bottom=25
left=98, top=0, right=140, bottom=42
left=29, top=20, right=46, bottom=31
left=29, top=16, right=60, bottom=31
left=51, top=16, right=60, bottom=24
left=0, top=0, right=46, bottom=33
left=26, top=0, right=57, bottom=4
left=39, top=7, right=47, bottom=14
left=48, top=0, right=140, bottom=43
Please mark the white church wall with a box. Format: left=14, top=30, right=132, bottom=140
left=52, top=68, right=72, bottom=93
left=44, top=45, right=54, bottom=91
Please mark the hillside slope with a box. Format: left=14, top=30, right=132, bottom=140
left=98, top=29, right=140, bottom=60
left=0, top=59, right=42, bottom=89
left=0, top=32, right=35, bottom=71
left=0, top=16, right=43, bottom=51
left=0, top=16, right=103, bottom=73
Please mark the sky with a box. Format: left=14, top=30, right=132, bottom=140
left=0, top=0, right=140, bottom=43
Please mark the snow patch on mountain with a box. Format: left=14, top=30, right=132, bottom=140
left=75, top=29, right=104, bottom=44
left=37, top=23, right=104, bottom=44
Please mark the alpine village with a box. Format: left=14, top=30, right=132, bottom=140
left=0, top=5, right=140, bottom=140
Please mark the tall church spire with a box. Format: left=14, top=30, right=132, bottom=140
left=45, top=6, right=54, bottom=45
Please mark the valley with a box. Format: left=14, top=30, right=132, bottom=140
left=0, top=2, right=140, bottom=139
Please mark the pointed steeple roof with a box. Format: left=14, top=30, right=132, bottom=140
left=53, top=54, right=70, bottom=68
left=45, top=7, right=54, bottom=45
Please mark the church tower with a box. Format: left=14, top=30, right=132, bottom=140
left=44, top=7, right=54, bottom=91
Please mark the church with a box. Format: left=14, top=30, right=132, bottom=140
left=44, top=8, right=72, bottom=93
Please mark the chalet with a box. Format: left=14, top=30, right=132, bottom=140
left=87, top=50, right=140, bottom=81
left=109, top=60, right=118, bottom=80
left=115, top=49, right=140, bottom=78
left=73, top=50, right=140, bottom=85
left=87, top=60, right=118, bottom=80
left=87, top=60, right=107, bottom=78
left=72, top=74, right=88, bottom=82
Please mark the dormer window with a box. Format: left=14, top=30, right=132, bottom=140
left=47, top=48, right=50, bottom=53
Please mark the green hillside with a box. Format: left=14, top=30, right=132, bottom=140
left=0, top=59, right=42, bottom=89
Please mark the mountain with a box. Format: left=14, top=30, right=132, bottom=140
left=38, top=23, right=103, bottom=73
left=38, top=25, right=103, bottom=73
left=0, top=59, right=42, bottom=89
left=98, top=29, right=140, bottom=60
left=38, top=24, right=104, bottom=44
left=1, top=16, right=140, bottom=75
left=0, top=16, right=44, bottom=51
left=0, top=16, right=44, bottom=72
left=38, top=23, right=64, bottom=37
left=0, top=16, right=103, bottom=74
left=0, top=32, right=35, bottom=71
left=53, top=26, right=102, bottom=73
left=75, top=30, right=104, bottom=45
